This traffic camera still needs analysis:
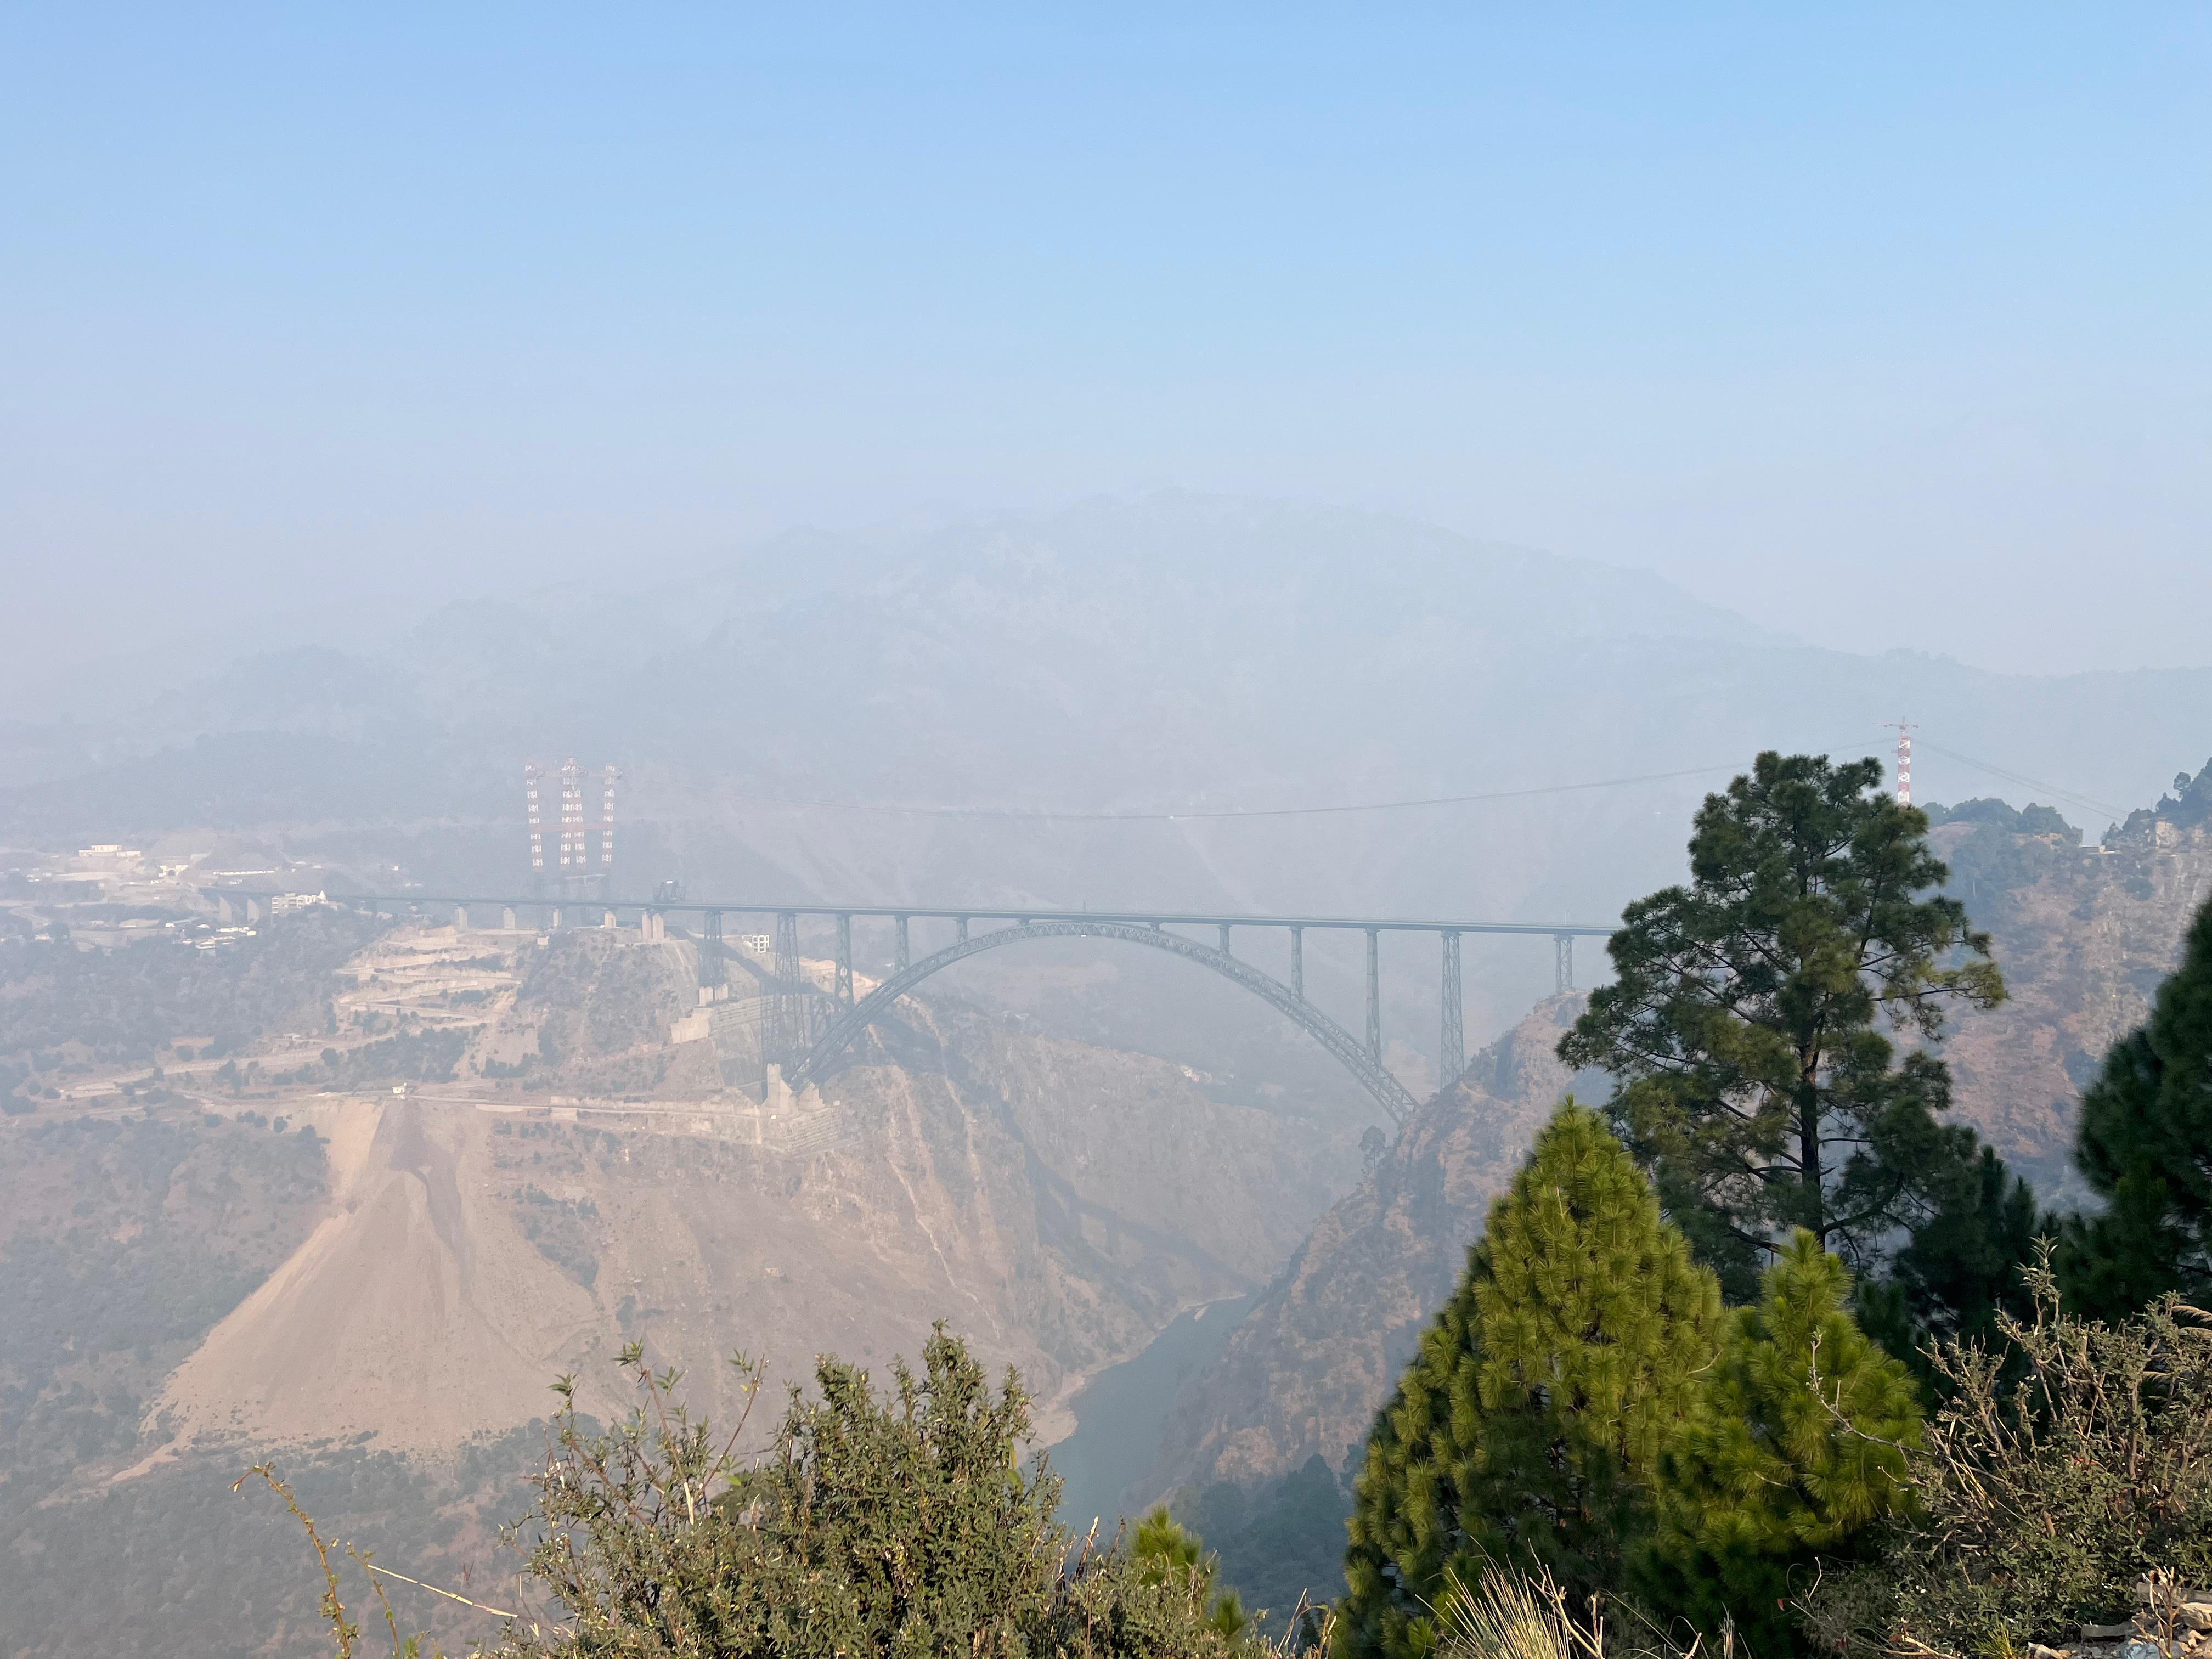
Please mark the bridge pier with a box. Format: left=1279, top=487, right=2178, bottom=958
left=1217, top=923, right=1232, bottom=956
left=1290, top=926, right=1304, bottom=1001
left=454, top=904, right=470, bottom=932
left=835, top=915, right=854, bottom=1006
left=215, top=895, right=234, bottom=924
left=1555, top=933, right=1575, bottom=995
left=700, top=910, right=726, bottom=991
left=1365, top=928, right=1381, bottom=1063
left=956, top=916, right=969, bottom=943
left=501, top=906, right=517, bottom=931
left=550, top=907, right=563, bottom=930
left=894, top=915, right=910, bottom=971
left=769, top=911, right=809, bottom=1060
left=1440, top=930, right=1463, bottom=1087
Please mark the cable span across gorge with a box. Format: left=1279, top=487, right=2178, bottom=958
left=1913, top=740, right=2128, bottom=823
left=721, top=740, right=1897, bottom=825
left=718, top=732, right=2125, bottom=827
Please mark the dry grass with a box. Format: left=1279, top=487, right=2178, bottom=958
left=1433, top=1562, right=1738, bottom=1659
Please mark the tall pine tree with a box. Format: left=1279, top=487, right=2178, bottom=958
left=1337, top=1103, right=1720, bottom=1659
left=1637, top=1232, right=1924, bottom=1658
left=2060, top=893, right=2212, bottom=1318
left=1559, top=751, right=2007, bottom=1300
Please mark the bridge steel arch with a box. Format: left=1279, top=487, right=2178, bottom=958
left=786, top=918, right=1421, bottom=1124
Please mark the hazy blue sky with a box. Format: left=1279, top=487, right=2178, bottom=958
left=4, top=7, right=2207, bottom=681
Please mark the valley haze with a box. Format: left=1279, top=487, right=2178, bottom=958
left=3, top=9, right=2208, bottom=1654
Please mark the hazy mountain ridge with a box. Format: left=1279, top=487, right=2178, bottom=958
left=7, top=492, right=2211, bottom=1075
left=12, top=494, right=2205, bottom=830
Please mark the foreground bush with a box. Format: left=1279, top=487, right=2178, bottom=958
left=490, top=1328, right=1275, bottom=1658
left=1133, top=1505, right=1251, bottom=1640
left=1803, top=1252, right=2212, bottom=1656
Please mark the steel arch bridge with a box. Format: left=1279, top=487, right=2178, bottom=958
left=207, top=887, right=1611, bottom=1128
left=789, top=917, right=1423, bottom=1121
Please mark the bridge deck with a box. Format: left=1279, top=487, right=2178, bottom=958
left=200, top=889, right=1611, bottom=1126
left=240, top=892, right=1615, bottom=936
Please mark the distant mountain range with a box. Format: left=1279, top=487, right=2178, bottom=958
left=5, top=490, right=2209, bottom=1058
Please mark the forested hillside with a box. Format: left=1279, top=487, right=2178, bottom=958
left=1152, top=756, right=2212, bottom=1619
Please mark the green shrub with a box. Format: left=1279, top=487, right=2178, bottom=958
left=1134, top=1505, right=1250, bottom=1640
left=1802, top=1251, right=2212, bottom=1656
left=491, top=1329, right=1269, bottom=1658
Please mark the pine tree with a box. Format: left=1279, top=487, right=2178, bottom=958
left=1134, top=1506, right=1249, bottom=1640
left=1638, top=1232, right=1923, bottom=1657
left=2060, top=893, right=2212, bottom=1318
left=1337, top=1103, right=1722, bottom=1659
left=1559, top=752, right=2005, bottom=1300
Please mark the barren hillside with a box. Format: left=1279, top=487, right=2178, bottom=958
left=1938, top=810, right=2212, bottom=1192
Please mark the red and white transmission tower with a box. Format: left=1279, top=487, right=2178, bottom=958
left=525, top=763, right=545, bottom=871
left=1880, top=720, right=1917, bottom=806
left=601, top=765, right=617, bottom=867
left=524, top=759, right=619, bottom=883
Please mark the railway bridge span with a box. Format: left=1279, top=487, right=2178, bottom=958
left=210, top=889, right=1611, bottom=1125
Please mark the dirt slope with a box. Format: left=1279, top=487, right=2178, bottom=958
left=147, top=1097, right=598, bottom=1452
left=145, top=988, right=1344, bottom=1457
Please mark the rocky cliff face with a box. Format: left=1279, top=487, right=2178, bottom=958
left=1146, top=995, right=1588, bottom=1493
left=1938, top=809, right=2212, bottom=1195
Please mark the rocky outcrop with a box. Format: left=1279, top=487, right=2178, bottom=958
left=1145, top=995, right=1588, bottom=1492
left=2030, top=1574, right=2212, bottom=1659
left=1938, top=815, right=2212, bottom=1191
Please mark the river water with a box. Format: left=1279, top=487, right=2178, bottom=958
left=1047, top=1291, right=1256, bottom=1535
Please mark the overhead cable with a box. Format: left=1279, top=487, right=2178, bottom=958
left=1914, top=741, right=2127, bottom=821
left=730, top=739, right=1888, bottom=824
